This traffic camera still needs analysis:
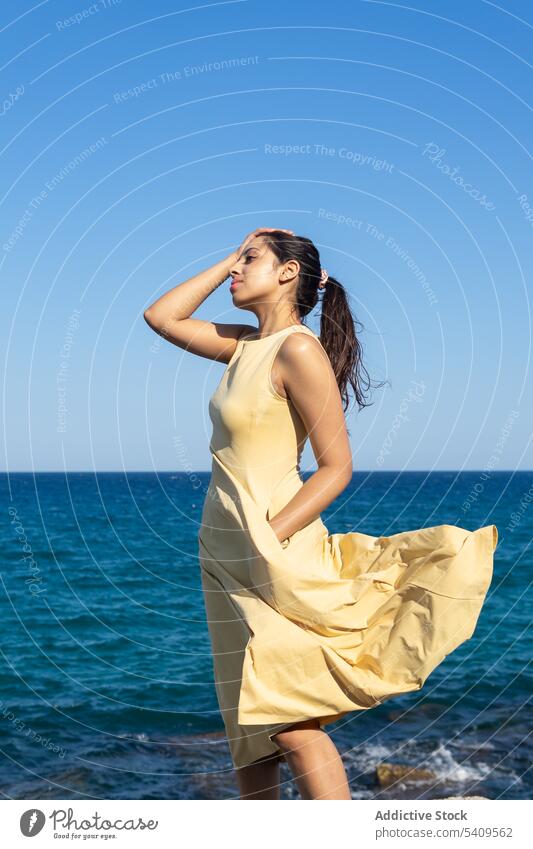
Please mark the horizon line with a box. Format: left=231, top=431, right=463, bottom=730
left=1, top=469, right=530, bottom=475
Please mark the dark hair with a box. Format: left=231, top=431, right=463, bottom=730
left=261, top=231, right=386, bottom=413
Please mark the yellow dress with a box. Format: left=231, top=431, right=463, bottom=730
left=198, top=323, right=498, bottom=770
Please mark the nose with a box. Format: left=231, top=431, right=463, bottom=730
left=230, top=256, right=242, bottom=278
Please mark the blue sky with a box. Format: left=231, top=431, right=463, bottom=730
left=1, top=0, right=531, bottom=471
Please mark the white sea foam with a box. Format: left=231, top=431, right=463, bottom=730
left=425, top=743, right=491, bottom=782
left=343, top=740, right=496, bottom=785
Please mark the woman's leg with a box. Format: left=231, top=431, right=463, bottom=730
left=235, top=751, right=282, bottom=799
left=271, top=719, right=351, bottom=800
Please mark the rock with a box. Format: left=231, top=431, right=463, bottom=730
left=376, top=762, right=436, bottom=788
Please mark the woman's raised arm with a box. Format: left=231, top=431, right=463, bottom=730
left=143, top=251, right=255, bottom=363
left=143, top=228, right=294, bottom=362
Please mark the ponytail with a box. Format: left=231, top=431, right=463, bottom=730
left=319, top=276, right=385, bottom=413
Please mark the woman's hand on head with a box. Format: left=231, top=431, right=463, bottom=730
left=236, top=227, right=294, bottom=258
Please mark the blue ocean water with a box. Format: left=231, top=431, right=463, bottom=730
left=0, top=471, right=530, bottom=800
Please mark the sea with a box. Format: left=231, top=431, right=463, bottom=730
left=1, top=471, right=530, bottom=800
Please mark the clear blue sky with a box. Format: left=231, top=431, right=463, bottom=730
left=1, top=0, right=531, bottom=472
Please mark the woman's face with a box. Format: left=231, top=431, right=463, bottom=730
left=229, top=237, right=292, bottom=305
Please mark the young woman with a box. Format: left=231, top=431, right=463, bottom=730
left=144, top=227, right=498, bottom=801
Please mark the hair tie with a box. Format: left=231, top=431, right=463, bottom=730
left=318, top=268, right=329, bottom=289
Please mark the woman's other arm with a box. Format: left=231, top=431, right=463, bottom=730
left=267, top=333, right=353, bottom=543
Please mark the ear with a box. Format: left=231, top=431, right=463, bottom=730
left=279, top=258, right=300, bottom=283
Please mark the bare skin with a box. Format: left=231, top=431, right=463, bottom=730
left=236, top=719, right=352, bottom=800
left=144, top=227, right=354, bottom=798
left=235, top=751, right=282, bottom=800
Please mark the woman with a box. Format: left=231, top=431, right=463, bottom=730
left=144, top=227, right=498, bottom=800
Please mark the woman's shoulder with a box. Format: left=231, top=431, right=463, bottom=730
left=282, top=324, right=323, bottom=348
left=275, top=326, right=326, bottom=364
left=272, top=327, right=330, bottom=401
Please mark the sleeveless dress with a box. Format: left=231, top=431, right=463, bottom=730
left=198, top=323, right=498, bottom=770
